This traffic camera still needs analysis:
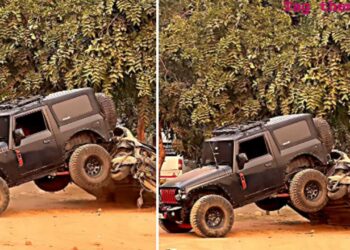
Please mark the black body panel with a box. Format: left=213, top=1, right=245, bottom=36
left=160, top=114, right=331, bottom=219
left=0, top=88, right=113, bottom=187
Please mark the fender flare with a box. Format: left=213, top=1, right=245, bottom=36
left=289, top=152, right=324, bottom=165
left=65, top=129, right=108, bottom=148
left=187, top=183, right=235, bottom=205
left=286, top=152, right=325, bottom=175
left=64, top=129, right=108, bottom=155
left=69, top=128, right=108, bottom=142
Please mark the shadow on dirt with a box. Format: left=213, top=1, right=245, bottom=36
left=4, top=182, right=155, bottom=217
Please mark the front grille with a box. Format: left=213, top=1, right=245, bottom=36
left=160, top=188, right=177, bottom=204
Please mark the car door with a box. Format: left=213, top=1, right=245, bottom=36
left=13, top=108, right=61, bottom=177
left=236, top=133, right=281, bottom=199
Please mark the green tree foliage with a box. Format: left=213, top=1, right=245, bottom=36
left=160, top=0, right=350, bottom=158
left=0, top=0, right=155, bottom=136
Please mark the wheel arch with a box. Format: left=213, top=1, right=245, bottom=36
left=188, top=184, right=234, bottom=205
left=65, top=129, right=107, bottom=152
left=286, top=153, right=324, bottom=174
left=285, top=153, right=331, bottom=183
left=72, top=129, right=107, bottom=141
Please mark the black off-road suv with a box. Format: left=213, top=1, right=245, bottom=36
left=0, top=88, right=117, bottom=215
left=159, top=114, right=334, bottom=237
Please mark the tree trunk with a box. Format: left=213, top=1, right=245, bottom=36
left=137, top=114, right=145, bottom=142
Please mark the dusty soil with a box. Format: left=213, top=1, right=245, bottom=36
left=0, top=182, right=155, bottom=250
left=160, top=204, right=350, bottom=250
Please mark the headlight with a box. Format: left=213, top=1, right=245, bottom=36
left=175, top=190, right=187, bottom=201
left=175, top=193, right=181, bottom=201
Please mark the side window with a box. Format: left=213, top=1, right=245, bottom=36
left=15, top=111, right=48, bottom=138
left=239, top=136, right=269, bottom=161
left=273, top=120, right=311, bottom=147
left=52, top=95, right=93, bottom=122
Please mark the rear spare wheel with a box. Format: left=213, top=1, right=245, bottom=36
left=313, top=118, right=334, bottom=153
left=34, top=175, right=71, bottom=192
left=95, top=93, right=117, bottom=129
left=0, top=177, right=9, bottom=215
left=69, top=144, right=111, bottom=190
left=289, top=169, right=328, bottom=213
left=190, top=195, right=234, bottom=237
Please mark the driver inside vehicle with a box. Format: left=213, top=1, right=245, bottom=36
left=15, top=123, right=31, bottom=137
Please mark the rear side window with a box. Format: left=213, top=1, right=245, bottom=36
left=239, top=136, right=269, bottom=161
left=273, top=120, right=311, bottom=146
left=52, top=95, right=93, bottom=122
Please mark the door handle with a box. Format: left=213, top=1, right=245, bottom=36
left=265, top=163, right=272, bottom=167
left=43, top=139, right=51, bottom=144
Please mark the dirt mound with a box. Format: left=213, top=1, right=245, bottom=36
left=81, top=177, right=155, bottom=208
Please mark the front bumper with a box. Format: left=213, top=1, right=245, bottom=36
left=159, top=204, right=183, bottom=221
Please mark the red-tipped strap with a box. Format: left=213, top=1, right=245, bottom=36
left=239, top=172, right=247, bottom=190
left=15, top=150, right=24, bottom=167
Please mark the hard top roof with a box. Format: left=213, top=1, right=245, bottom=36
left=206, top=113, right=312, bottom=142
left=0, top=88, right=93, bottom=116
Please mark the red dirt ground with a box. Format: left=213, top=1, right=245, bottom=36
left=160, top=204, right=350, bottom=250
left=0, top=182, right=155, bottom=250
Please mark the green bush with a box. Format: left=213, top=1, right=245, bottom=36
left=0, top=0, right=155, bottom=134
left=160, top=0, right=350, bottom=157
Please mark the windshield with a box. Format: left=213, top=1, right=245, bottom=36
left=0, top=116, right=9, bottom=144
left=201, top=140, right=233, bottom=166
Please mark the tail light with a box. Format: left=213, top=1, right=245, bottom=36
left=178, top=158, right=183, bottom=170
left=160, top=189, right=178, bottom=204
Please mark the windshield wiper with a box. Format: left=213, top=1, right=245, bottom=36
left=208, top=142, right=219, bottom=169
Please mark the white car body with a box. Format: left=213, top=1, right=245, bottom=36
left=160, top=142, right=184, bottom=182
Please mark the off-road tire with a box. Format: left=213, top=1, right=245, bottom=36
left=34, top=175, right=71, bottom=192
left=255, top=198, right=287, bottom=211
left=313, top=118, right=334, bottom=153
left=0, top=177, right=9, bottom=215
left=289, top=169, right=328, bottom=213
left=190, top=195, right=234, bottom=238
left=159, top=219, right=192, bottom=233
left=328, top=185, right=348, bottom=200
left=69, top=144, right=111, bottom=190
left=95, top=93, right=117, bottom=129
